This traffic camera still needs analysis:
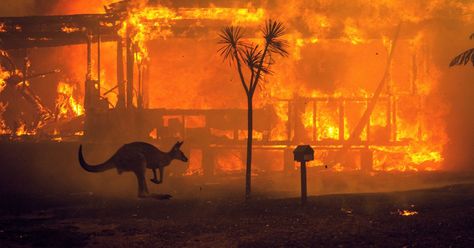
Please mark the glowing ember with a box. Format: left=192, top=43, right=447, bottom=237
left=398, top=209, right=418, bottom=216
left=149, top=128, right=157, bottom=140
left=61, top=26, right=80, bottom=33
left=0, top=22, right=6, bottom=33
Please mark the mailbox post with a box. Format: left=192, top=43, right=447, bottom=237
left=293, top=145, right=314, bottom=205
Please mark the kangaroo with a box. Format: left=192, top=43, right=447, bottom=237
left=78, top=141, right=188, bottom=197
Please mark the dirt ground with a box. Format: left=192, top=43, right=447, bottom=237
left=1, top=182, right=473, bottom=247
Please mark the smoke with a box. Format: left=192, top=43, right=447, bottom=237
left=0, top=0, right=35, bottom=16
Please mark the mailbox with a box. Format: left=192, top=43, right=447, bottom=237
left=293, top=145, right=314, bottom=162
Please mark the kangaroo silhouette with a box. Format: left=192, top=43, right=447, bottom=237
left=78, top=141, right=188, bottom=197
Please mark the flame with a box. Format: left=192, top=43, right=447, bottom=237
left=179, top=7, right=264, bottom=25
left=119, top=6, right=179, bottom=64
left=343, top=19, right=365, bottom=45
left=119, top=6, right=264, bottom=63
left=215, top=150, right=244, bottom=174
left=183, top=149, right=204, bottom=176
left=55, top=82, right=84, bottom=119
left=149, top=128, right=157, bottom=139
left=0, top=69, right=9, bottom=92
left=15, top=122, right=36, bottom=136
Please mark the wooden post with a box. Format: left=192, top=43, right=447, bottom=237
left=143, top=62, right=149, bottom=108
left=116, top=37, right=125, bottom=108
left=387, top=97, right=392, bottom=141
left=366, top=98, right=371, bottom=146
left=126, top=28, right=134, bottom=109
left=287, top=100, right=292, bottom=142
left=339, top=100, right=345, bottom=142
left=312, top=100, right=317, bottom=142
left=85, top=34, right=92, bottom=111
left=392, top=97, right=397, bottom=141
left=301, top=161, right=307, bottom=205
left=97, top=32, right=101, bottom=96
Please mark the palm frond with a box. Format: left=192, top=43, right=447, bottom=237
left=449, top=48, right=474, bottom=67
left=268, top=38, right=289, bottom=57
left=262, top=20, right=286, bottom=41
left=217, top=26, right=245, bottom=63
left=262, top=20, right=289, bottom=57
left=243, top=45, right=270, bottom=74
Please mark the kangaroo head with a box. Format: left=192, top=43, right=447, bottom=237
left=170, top=141, right=188, bottom=162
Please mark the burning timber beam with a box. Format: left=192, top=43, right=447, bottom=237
left=0, top=13, right=422, bottom=50
left=0, top=14, right=120, bottom=49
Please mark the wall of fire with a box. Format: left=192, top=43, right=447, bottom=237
left=2, top=0, right=474, bottom=173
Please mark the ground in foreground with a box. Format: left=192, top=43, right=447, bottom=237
left=0, top=184, right=473, bottom=247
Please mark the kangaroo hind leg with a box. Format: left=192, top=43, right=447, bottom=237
left=150, top=168, right=160, bottom=184
left=134, top=156, right=149, bottom=198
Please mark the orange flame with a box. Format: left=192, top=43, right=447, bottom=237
left=55, top=82, right=84, bottom=119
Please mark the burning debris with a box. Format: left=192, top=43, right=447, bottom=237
left=55, top=81, right=84, bottom=120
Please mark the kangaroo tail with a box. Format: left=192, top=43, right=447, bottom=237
left=78, top=145, right=115, bottom=173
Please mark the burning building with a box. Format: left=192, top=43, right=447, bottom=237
left=0, top=0, right=470, bottom=177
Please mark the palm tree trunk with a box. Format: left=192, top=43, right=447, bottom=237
left=245, top=95, right=253, bottom=199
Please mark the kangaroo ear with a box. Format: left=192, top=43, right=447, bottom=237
left=174, top=141, right=183, bottom=149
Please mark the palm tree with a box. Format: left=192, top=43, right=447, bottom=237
left=450, top=33, right=474, bottom=67
left=218, top=20, right=288, bottom=199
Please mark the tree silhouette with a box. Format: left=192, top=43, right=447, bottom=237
left=450, top=33, right=474, bottom=67
left=218, top=20, right=288, bottom=199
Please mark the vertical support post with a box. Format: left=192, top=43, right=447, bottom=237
left=411, top=52, right=417, bottom=95
left=84, top=34, right=93, bottom=138
left=137, top=63, right=142, bottom=109
left=366, top=98, right=371, bottom=146
left=86, top=34, right=92, bottom=81
left=143, top=62, right=149, bottom=108
left=339, top=100, right=345, bottom=142
left=301, top=161, right=307, bottom=205
left=97, top=32, right=101, bottom=96
left=417, top=96, right=422, bottom=141
left=387, top=97, right=392, bottom=141
left=392, top=96, right=397, bottom=141
left=85, top=34, right=92, bottom=111
left=116, top=37, right=125, bottom=108
left=285, top=100, right=294, bottom=172
left=22, top=49, right=28, bottom=84
left=361, top=149, right=373, bottom=172
left=312, top=100, right=317, bottom=142
left=287, top=100, right=292, bottom=143
left=202, top=147, right=215, bottom=177
left=366, top=120, right=371, bottom=145
left=126, top=28, right=134, bottom=109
